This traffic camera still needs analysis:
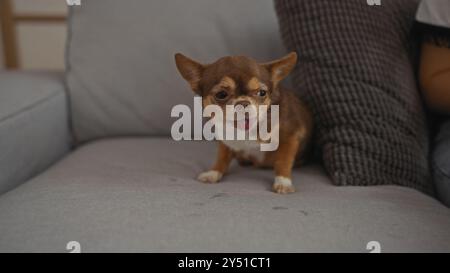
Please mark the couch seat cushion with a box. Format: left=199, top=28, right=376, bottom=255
left=0, top=138, right=449, bottom=252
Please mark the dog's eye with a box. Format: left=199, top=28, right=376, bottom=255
left=257, top=90, right=267, bottom=97
left=215, top=90, right=228, bottom=100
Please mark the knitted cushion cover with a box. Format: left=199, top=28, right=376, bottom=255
left=274, top=0, right=433, bottom=194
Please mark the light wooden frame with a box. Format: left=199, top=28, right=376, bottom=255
left=0, top=0, right=66, bottom=69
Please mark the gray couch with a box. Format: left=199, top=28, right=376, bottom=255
left=0, top=0, right=449, bottom=252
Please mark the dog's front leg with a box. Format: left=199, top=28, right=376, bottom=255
left=197, top=142, right=233, bottom=183
left=272, top=135, right=300, bottom=194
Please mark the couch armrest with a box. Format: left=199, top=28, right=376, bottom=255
left=0, top=71, right=71, bottom=194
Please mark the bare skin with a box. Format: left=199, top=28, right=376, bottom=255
left=419, top=42, right=450, bottom=114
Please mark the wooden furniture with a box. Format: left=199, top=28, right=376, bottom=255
left=0, top=0, right=66, bottom=69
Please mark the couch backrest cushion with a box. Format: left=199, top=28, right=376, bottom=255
left=66, top=0, right=286, bottom=143
left=275, top=0, right=433, bottom=194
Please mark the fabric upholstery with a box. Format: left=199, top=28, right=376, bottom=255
left=274, top=0, right=432, bottom=193
left=0, top=72, right=71, bottom=195
left=0, top=138, right=449, bottom=252
left=66, top=0, right=287, bottom=143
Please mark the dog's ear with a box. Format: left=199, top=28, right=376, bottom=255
left=262, top=52, right=297, bottom=85
left=175, top=53, right=205, bottom=94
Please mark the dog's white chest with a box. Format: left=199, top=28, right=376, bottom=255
left=222, top=140, right=265, bottom=163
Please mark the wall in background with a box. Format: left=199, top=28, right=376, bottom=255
left=1, top=0, right=67, bottom=70
left=17, top=23, right=66, bottom=70
left=14, top=0, right=67, bottom=14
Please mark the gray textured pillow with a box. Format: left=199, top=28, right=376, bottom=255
left=66, top=0, right=286, bottom=143
left=275, top=0, right=433, bottom=193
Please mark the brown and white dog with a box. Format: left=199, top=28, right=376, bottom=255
left=175, top=52, right=313, bottom=194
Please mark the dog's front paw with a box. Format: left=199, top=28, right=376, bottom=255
left=272, top=176, right=296, bottom=194
left=197, top=170, right=223, bottom=184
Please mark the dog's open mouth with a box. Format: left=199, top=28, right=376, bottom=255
left=243, top=117, right=250, bottom=130
left=234, top=116, right=254, bottom=131
left=225, top=106, right=258, bottom=132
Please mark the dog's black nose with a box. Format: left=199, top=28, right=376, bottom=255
left=235, top=100, right=250, bottom=108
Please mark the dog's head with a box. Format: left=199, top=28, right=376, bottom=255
left=174, top=53, right=297, bottom=130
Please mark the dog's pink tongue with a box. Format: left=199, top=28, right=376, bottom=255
left=244, top=118, right=250, bottom=130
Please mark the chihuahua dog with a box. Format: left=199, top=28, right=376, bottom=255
left=175, top=52, right=313, bottom=194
